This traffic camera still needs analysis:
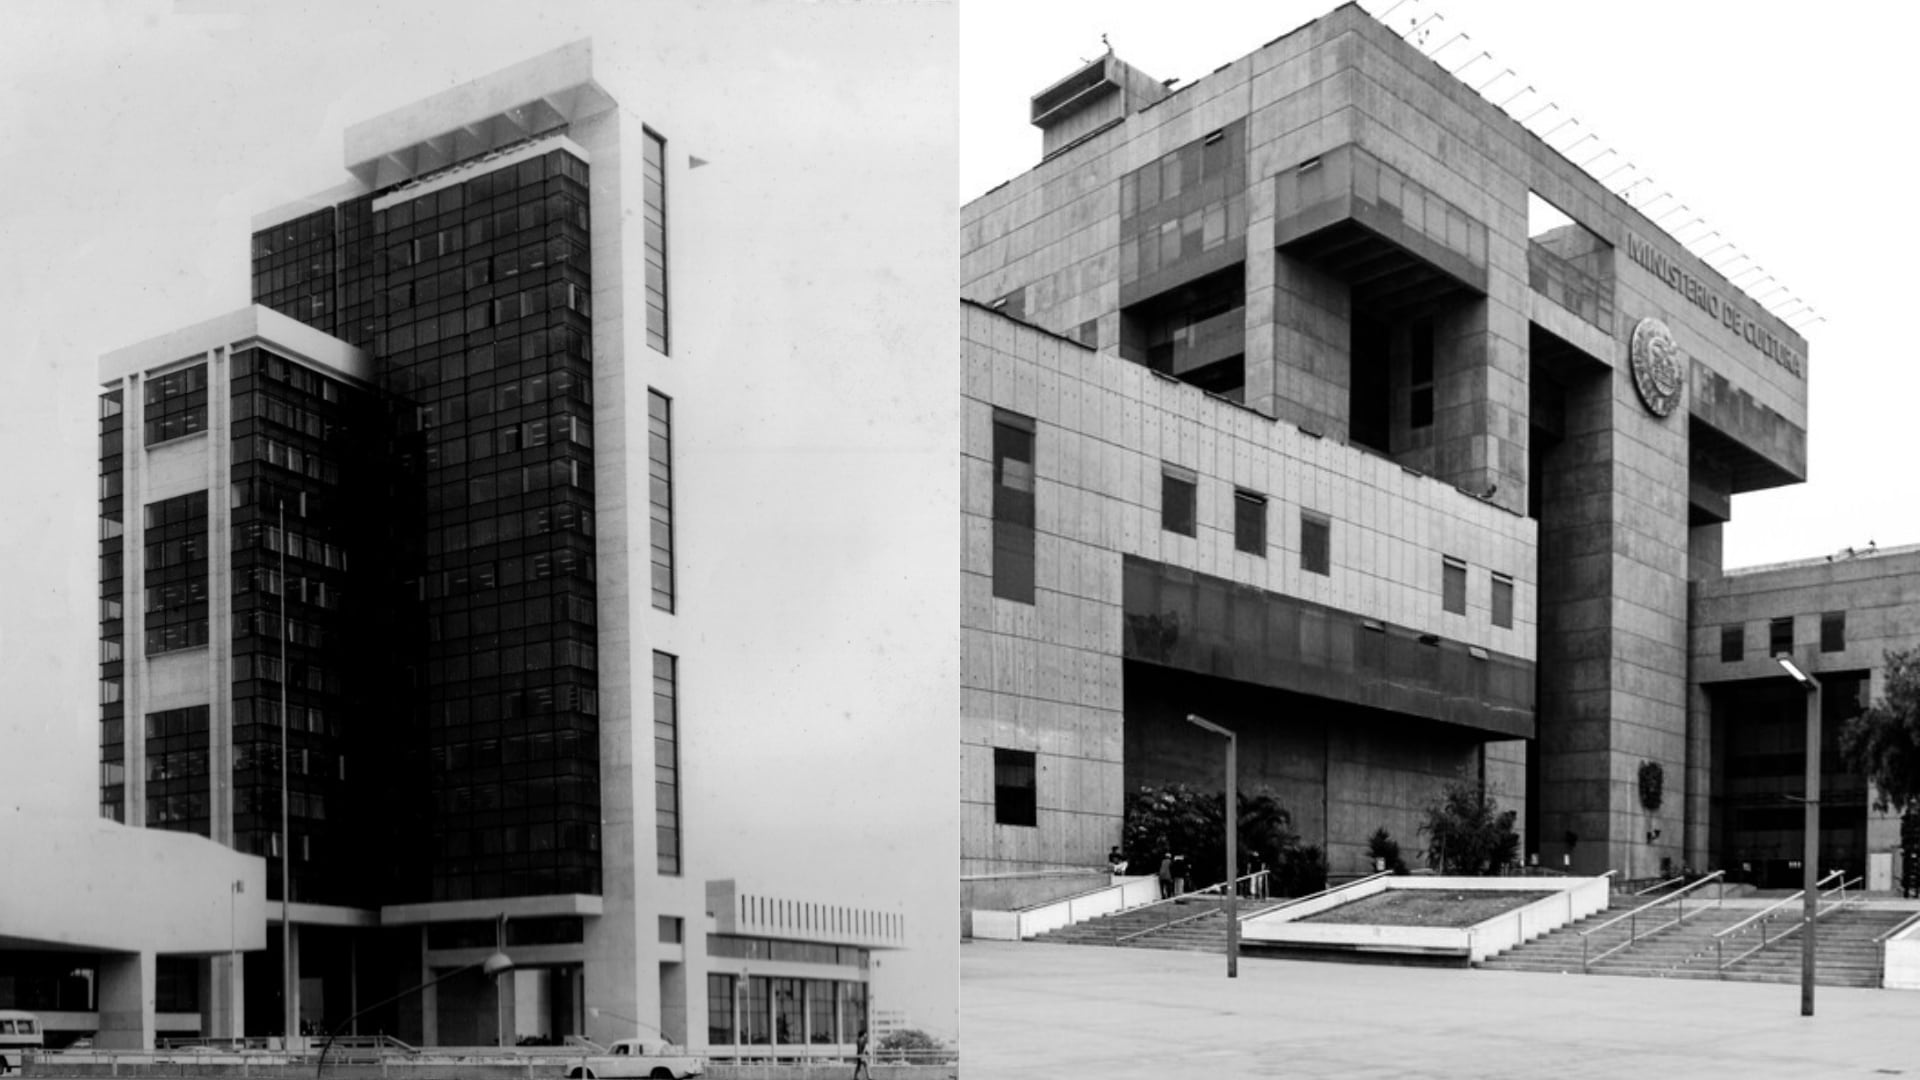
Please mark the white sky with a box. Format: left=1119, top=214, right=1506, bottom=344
left=962, top=0, right=1916, bottom=571
left=0, top=0, right=956, bottom=1042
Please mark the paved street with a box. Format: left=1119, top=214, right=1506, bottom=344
left=963, top=941, right=1920, bottom=1078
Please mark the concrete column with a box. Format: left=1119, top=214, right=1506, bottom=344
left=207, top=345, right=235, bottom=846
left=658, top=962, right=686, bottom=1046
left=96, top=950, right=156, bottom=1050
left=124, top=375, right=147, bottom=827
left=205, top=953, right=244, bottom=1039
left=1429, top=299, right=1529, bottom=518
left=1257, top=253, right=1349, bottom=438
left=419, top=928, right=438, bottom=1047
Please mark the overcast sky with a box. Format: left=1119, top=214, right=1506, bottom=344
left=962, top=0, right=1913, bottom=571
left=0, top=0, right=955, bottom=1041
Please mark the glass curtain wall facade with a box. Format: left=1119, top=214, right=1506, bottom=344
left=248, top=143, right=601, bottom=904
left=228, top=346, right=377, bottom=906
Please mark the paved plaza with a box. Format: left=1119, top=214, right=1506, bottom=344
left=963, top=941, right=1920, bottom=1078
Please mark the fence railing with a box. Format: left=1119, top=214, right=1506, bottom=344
left=1111, top=869, right=1285, bottom=945
left=1712, top=870, right=1848, bottom=974
left=1580, top=870, right=1724, bottom=971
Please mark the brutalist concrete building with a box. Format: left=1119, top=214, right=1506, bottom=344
left=961, top=3, right=1816, bottom=914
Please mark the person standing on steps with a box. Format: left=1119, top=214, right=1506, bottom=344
left=1158, top=853, right=1174, bottom=899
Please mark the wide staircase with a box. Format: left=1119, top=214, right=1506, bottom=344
left=1032, top=894, right=1286, bottom=952
left=1483, top=894, right=1907, bottom=987
left=1717, top=907, right=1909, bottom=987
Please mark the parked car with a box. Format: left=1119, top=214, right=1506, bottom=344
left=565, top=1037, right=704, bottom=1080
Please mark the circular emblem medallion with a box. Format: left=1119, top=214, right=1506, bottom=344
left=1630, top=317, right=1683, bottom=418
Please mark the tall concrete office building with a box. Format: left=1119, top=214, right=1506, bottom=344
left=87, top=40, right=939, bottom=1052
left=961, top=3, right=1813, bottom=915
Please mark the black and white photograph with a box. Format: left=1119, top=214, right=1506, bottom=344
left=0, top=0, right=956, bottom=1073
left=960, top=1, right=1920, bottom=1075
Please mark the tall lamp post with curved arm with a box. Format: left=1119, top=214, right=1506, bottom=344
left=1777, top=656, right=1821, bottom=1017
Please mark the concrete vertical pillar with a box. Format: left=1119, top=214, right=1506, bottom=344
left=658, top=962, right=686, bottom=1046
left=287, top=921, right=302, bottom=1042
left=207, top=344, right=235, bottom=847
left=205, top=953, right=245, bottom=1039
left=1258, top=253, right=1350, bottom=438
left=1429, top=299, right=1529, bottom=518
left=123, top=374, right=147, bottom=827
left=96, top=951, right=156, bottom=1050
left=419, top=928, right=439, bottom=1047
left=1533, top=365, right=1616, bottom=875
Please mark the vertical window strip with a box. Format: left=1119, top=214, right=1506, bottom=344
left=643, top=129, right=669, bottom=354
left=648, top=390, right=675, bottom=612
left=653, top=650, right=681, bottom=875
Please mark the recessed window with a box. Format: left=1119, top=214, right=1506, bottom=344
left=642, top=128, right=669, bottom=354
left=991, top=410, right=1036, bottom=604
left=1410, top=318, right=1435, bottom=429
left=653, top=651, right=681, bottom=875
left=648, top=390, right=675, bottom=612
left=1301, top=512, right=1330, bottom=576
left=1491, top=572, right=1513, bottom=629
left=1233, top=490, right=1266, bottom=556
left=1442, top=557, right=1468, bottom=615
left=1820, top=611, right=1846, bottom=653
left=1769, top=616, right=1794, bottom=657
left=1720, top=624, right=1744, bottom=663
left=1162, top=466, right=1196, bottom=537
left=993, top=748, right=1037, bottom=827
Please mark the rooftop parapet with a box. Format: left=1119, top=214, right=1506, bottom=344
left=343, top=38, right=616, bottom=190
left=1030, top=52, right=1168, bottom=161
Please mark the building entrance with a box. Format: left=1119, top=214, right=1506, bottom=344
left=1707, top=673, right=1869, bottom=887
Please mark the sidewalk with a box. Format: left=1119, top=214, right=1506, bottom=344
left=963, top=941, right=1918, bottom=1078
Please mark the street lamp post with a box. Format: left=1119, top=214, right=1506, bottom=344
left=1777, top=656, right=1821, bottom=1017
left=279, top=499, right=295, bottom=1047
left=1184, top=713, right=1238, bottom=978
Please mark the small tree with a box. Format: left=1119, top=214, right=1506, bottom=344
left=1121, top=783, right=1321, bottom=894
left=1842, top=648, right=1920, bottom=898
left=1420, top=782, right=1519, bottom=876
left=1841, top=647, right=1920, bottom=814
left=877, top=1029, right=947, bottom=1060
left=1367, top=827, right=1409, bottom=874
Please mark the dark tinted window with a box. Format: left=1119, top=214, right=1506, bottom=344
left=1162, top=467, right=1196, bottom=537
left=1821, top=611, right=1845, bottom=653
left=991, top=411, right=1036, bottom=603
left=1301, top=513, right=1330, bottom=576
left=993, top=748, right=1037, bottom=827
left=1491, top=573, right=1513, bottom=629
left=1721, top=624, right=1743, bottom=663
left=1769, top=616, right=1794, bottom=657
left=1442, top=557, right=1467, bottom=615
left=1233, top=490, right=1266, bottom=555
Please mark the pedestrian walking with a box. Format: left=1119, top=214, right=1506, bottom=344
left=852, top=1028, right=871, bottom=1080
left=1158, top=853, right=1173, bottom=899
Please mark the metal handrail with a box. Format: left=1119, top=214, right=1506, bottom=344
left=1717, top=870, right=1843, bottom=941
left=1634, top=873, right=1689, bottom=896
left=1761, top=875, right=1865, bottom=945
left=1715, top=871, right=1850, bottom=973
left=1115, top=869, right=1382, bottom=944
left=1874, top=908, right=1920, bottom=944
left=1581, top=870, right=1724, bottom=971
